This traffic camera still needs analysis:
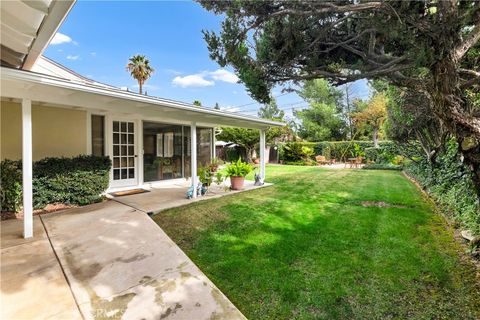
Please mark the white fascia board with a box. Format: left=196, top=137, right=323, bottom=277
left=22, top=0, right=76, bottom=70
left=1, top=67, right=285, bottom=129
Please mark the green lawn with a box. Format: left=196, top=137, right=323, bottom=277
left=153, top=165, right=480, bottom=319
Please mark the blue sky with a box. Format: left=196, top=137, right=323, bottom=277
left=44, top=1, right=371, bottom=118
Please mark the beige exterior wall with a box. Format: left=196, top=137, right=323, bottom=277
left=1, top=101, right=87, bottom=161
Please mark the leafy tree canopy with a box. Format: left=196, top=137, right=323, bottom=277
left=199, top=0, right=480, bottom=191
left=295, top=79, right=346, bottom=141
left=258, top=99, right=285, bottom=121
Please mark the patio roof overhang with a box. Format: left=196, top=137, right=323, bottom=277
left=0, top=0, right=75, bottom=70
left=0, top=67, right=284, bottom=130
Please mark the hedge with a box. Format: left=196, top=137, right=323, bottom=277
left=404, top=139, right=480, bottom=235
left=1, top=155, right=111, bottom=212
left=278, top=141, right=397, bottom=162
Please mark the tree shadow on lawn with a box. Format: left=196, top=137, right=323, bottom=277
left=156, top=178, right=480, bottom=320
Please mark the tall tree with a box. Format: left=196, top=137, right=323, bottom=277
left=258, top=99, right=285, bottom=120
left=199, top=0, right=480, bottom=192
left=353, top=94, right=387, bottom=147
left=125, top=55, right=154, bottom=94
left=214, top=102, right=220, bottom=110
left=295, top=79, right=346, bottom=141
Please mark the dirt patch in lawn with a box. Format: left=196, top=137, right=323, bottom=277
left=360, top=201, right=409, bottom=208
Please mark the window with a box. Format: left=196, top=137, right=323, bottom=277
left=91, top=115, right=105, bottom=156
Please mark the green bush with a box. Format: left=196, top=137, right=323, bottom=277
left=279, top=141, right=397, bottom=163
left=405, top=139, right=480, bottom=235
left=0, top=155, right=111, bottom=212
left=362, top=163, right=402, bottom=170
left=0, top=160, right=23, bottom=212
left=282, top=142, right=316, bottom=162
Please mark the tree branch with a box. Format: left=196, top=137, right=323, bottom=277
left=455, top=23, right=480, bottom=61
left=269, top=2, right=385, bottom=17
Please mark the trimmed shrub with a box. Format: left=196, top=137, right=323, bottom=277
left=362, top=163, right=402, bottom=170
left=1, top=155, right=111, bottom=212
left=0, top=160, right=23, bottom=212
left=279, top=141, right=397, bottom=162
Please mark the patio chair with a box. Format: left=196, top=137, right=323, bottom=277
left=315, top=155, right=329, bottom=165
left=353, top=156, right=363, bottom=168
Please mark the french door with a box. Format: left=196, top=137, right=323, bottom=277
left=109, top=119, right=138, bottom=188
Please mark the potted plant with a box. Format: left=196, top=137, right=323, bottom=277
left=209, top=158, right=222, bottom=172
left=225, top=158, right=253, bottom=190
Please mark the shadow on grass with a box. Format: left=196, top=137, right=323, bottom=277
left=155, top=167, right=480, bottom=320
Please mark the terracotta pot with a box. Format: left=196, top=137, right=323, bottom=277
left=253, top=159, right=260, bottom=164
left=230, top=176, right=245, bottom=190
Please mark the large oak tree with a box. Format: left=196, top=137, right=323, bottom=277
left=199, top=0, right=480, bottom=191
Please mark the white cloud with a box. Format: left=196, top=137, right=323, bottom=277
left=170, top=68, right=239, bottom=88
left=172, top=75, right=214, bottom=88
left=66, top=55, right=79, bottom=60
left=90, top=52, right=96, bottom=57
left=51, top=32, right=73, bottom=45
left=209, top=69, right=239, bottom=83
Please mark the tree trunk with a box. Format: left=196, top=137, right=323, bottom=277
left=372, top=127, right=379, bottom=148
left=425, top=0, right=480, bottom=197
left=139, top=81, right=143, bottom=95
left=245, top=147, right=254, bottom=163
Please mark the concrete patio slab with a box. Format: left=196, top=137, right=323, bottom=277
left=41, top=200, right=246, bottom=320
left=1, top=217, right=82, bottom=320
left=111, top=179, right=271, bottom=215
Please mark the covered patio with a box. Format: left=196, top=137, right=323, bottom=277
left=1, top=67, right=283, bottom=239
left=108, top=179, right=272, bottom=215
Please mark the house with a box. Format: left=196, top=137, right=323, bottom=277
left=0, top=0, right=283, bottom=238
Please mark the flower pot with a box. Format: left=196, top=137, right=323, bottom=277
left=230, top=176, right=245, bottom=190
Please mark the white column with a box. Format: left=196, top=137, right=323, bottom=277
left=191, top=122, right=197, bottom=198
left=22, top=99, right=33, bottom=238
left=211, top=128, right=216, bottom=159
left=259, top=129, right=266, bottom=181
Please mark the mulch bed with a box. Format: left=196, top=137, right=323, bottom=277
left=1, top=203, right=77, bottom=221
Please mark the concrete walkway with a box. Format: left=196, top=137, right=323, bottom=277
left=1, top=217, right=82, bottom=319
left=21, top=200, right=245, bottom=319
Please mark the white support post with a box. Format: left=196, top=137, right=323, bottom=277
left=191, top=122, right=197, bottom=198
left=259, top=128, right=266, bottom=181
left=22, top=99, right=33, bottom=238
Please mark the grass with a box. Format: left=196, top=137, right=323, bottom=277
left=153, top=165, right=480, bottom=319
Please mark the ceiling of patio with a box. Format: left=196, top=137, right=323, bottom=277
left=0, top=0, right=74, bottom=69
left=1, top=67, right=283, bottom=130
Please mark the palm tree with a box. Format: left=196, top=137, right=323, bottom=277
left=126, top=55, right=154, bottom=94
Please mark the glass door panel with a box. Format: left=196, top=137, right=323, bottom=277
left=111, top=120, right=137, bottom=187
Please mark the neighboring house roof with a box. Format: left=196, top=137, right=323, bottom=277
left=31, top=55, right=117, bottom=89
left=0, top=0, right=75, bottom=69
